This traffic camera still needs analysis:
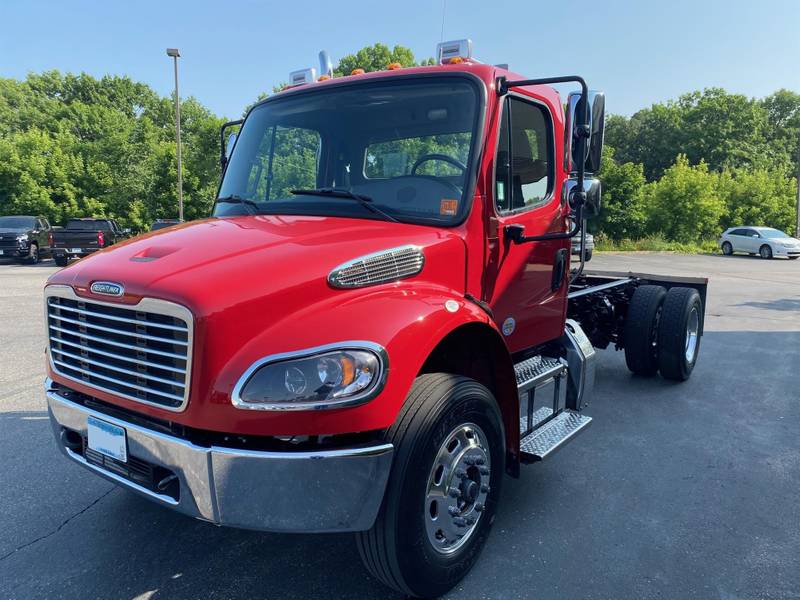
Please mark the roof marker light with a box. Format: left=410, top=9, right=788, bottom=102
left=351, top=68, right=365, bottom=76
left=387, top=62, right=402, bottom=70
left=436, top=39, right=473, bottom=65
left=289, top=68, right=317, bottom=86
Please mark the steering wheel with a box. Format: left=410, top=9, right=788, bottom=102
left=410, top=153, right=467, bottom=176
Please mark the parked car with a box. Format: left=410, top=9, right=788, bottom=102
left=51, top=218, right=131, bottom=267
left=719, top=226, right=800, bottom=259
left=0, top=215, right=53, bottom=264
left=571, top=231, right=594, bottom=261
left=150, top=219, right=183, bottom=232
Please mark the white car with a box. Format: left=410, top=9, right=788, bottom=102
left=719, top=226, right=800, bottom=260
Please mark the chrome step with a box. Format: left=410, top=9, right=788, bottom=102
left=520, top=410, right=592, bottom=461
left=515, top=356, right=566, bottom=394
left=519, top=407, right=553, bottom=433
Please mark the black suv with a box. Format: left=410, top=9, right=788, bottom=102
left=0, top=215, right=53, bottom=264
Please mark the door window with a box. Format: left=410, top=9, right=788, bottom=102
left=495, top=97, right=553, bottom=214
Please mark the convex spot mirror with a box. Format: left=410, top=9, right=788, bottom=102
left=565, top=90, right=605, bottom=175
left=563, top=177, right=602, bottom=218
left=225, top=133, right=237, bottom=159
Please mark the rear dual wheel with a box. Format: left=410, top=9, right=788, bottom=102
left=624, top=285, right=702, bottom=380
left=357, top=374, right=504, bottom=599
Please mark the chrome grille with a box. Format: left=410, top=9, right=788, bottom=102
left=45, top=286, right=193, bottom=411
left=328, top=245, right=425, bottom=289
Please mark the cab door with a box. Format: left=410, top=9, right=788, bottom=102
left=484, top=95, right=568, bottom=353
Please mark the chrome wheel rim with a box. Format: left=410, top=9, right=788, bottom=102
left=761, top=246, right=769, bottom=258
left=685, top=307, right=699, bottom=362
left=424, top=422, right=491, bottom=555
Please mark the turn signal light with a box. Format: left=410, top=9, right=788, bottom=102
left=97, top=231, right=105, bottom=247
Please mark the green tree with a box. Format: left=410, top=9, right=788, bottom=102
left=593, top=146, right=647, bottom=240
left=642, top=155, right=726, bottom=242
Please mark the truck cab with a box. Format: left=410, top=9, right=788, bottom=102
left=44, top=40, right=706, bottom=599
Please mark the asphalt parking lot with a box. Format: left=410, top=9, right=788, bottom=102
left=1, top=252, right=798, bottom=600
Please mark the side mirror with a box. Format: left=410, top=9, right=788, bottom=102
left=564, top=90, right=605, bottom=175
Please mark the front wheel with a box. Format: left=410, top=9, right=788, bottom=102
left=54, top=254, right=69, bottom=267
left=721, top=241, right=733, bottom=256
left=356, top=374, right=504, bottom=598
left=25, top=244, right=39, bottom=264
left=759, top=245, right=773, bottom=259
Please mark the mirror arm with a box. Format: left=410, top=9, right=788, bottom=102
left=220, top=119, right=244, bottom=169
left=498, top=75, right=591, bottom=243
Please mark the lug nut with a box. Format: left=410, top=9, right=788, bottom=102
left=474, top=503, right=484, bottom=512
left=479, top=466, right=490, bottom=475
left=448, top=506, right=460, bottom=516
left=448, top=486, right=461, bottom=498
left=455, top=469, right=467, bottom=479
left=464, top=456, right=476, bottom=466
left=481, top=484, right=490, bottom=493
left=453, top=517, right=467, bottom=528
left=475, top=457, right=485, bottom=466
left=465, top=516, right=476, bottom=525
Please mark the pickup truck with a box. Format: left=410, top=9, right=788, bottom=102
left=44, top=40, right=708, bottom=599
left=51, top=218, right=130, bottom=266
left=0, top=215, right=53, bottom=263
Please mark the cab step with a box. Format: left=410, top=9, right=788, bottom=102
left=515, top=356, right=566, bottom=393
left=519, top=410, right=592, bottom=462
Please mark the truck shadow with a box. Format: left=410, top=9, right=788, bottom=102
left=737, top=297, right=800, bottom=312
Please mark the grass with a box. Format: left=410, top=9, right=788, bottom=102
left=594, top=235, right=719, bottom=254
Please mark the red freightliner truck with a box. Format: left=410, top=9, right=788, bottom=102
left=44, top=40, right=708, bottom=598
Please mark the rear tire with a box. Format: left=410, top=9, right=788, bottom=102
left=356, top=374, right=504, bottom=599
left=54, top=254, right=68, bottom=267
left=624, top=285, right=667, bottom=376
left=657, top=287, right=702, bottom=381
left=759, top=245, right=773, bottom=259
left=584, top=249, right=593, bottom=262
left=721, top=241, right=732, bottom=255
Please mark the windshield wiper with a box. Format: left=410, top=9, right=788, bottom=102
left=214, top=195, right=260, bottom=215
left=290, top=188, right=399, bottom=223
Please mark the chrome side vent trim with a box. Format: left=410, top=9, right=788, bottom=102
left=328, top=245, right=425, bottom=289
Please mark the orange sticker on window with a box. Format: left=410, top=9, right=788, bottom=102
left=440, top=198, right=459, bottom=216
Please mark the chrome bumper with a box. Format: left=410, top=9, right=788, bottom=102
left=46, top=380, right=394, bottom=533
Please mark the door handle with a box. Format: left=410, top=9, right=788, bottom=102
left=551, top=249, right=568, bottom=291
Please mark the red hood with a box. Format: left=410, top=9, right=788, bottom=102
left=46, top=215, right=466, bottom=317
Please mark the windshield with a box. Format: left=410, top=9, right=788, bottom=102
left=0, top=216, right=35, bottom=229
left=216, top=77, right=480, bottom=225
left=761, top=228, right=790, bottom=238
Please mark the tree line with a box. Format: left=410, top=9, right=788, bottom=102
left=1, top=44, right=797, bottom=240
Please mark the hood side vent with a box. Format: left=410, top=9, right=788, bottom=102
left=328, top=245, right=425, bottom=289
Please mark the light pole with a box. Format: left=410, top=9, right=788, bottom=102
left=166, top=48, right=183, bottom=221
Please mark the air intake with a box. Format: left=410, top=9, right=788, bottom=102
left=328, top=245, right=425, bottom=289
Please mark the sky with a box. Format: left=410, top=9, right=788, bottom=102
left=1, top=0, right=799, bottom=119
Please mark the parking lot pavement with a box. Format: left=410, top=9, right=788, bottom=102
left=1, top=253, right=798, bottom=600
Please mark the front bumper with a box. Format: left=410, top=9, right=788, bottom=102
left=46, top=380, right=394, bottom=533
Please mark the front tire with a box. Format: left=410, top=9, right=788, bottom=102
left=356, top=374, right=504, bottom=599
left=658, top=287, right=702, bottom=381
left=759, top=245, right=773, bottom=259
left=54, top=254, right=68, bottom=267
left=721, top=241, right=732, bottom=255
left=25, top=244, right=39, bottom=264
left=624, top=285, right=667, bottom=376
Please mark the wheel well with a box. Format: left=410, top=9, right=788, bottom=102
left=418, top=322, right=521, bottom=476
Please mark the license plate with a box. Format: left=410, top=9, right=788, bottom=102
left=87, top=416, right=127, bottom=463
left=70, top=248, right=81, bottom=253
left=0, top=250, right=4, bottom=255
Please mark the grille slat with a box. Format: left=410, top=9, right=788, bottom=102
left=49, top=302, right=188, bottom=332
left=46, top=289, right=192, bottom=411
left=48, top=312, right=189, bottom=346
left=49, top=324, right=187, bottom=361
left=51, top=348, right=185, bottom=387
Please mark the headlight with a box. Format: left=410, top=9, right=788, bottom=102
left=16, top=234, right=28, bottom=243
left=232, top=342, right=387, bottom=410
